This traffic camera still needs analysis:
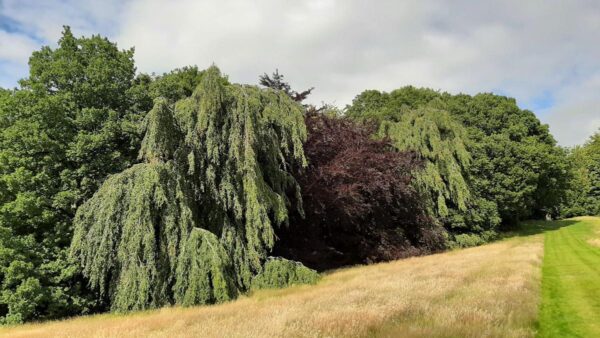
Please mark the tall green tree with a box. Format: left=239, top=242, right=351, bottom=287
left=561, top=132, right=600, bottom=217
left=0, top=27, right=151, bottom=323
left=71, top=66, right=309, bottom=312
left=445, top=93, right=570, bottom=223
left=582, top=133, right=600, bottom=214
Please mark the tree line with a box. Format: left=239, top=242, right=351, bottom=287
left=0, top=27, right=591, bottom=324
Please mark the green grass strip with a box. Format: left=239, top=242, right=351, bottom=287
left=537, top=217, right=600, bottom=337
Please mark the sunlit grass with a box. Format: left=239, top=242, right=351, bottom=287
left=537, top=216, right=600, bottom=337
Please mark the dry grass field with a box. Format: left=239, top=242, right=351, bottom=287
left=0, top=233, right=543, bottom=338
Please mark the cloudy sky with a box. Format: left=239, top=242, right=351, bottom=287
left=1, top=0, right=599, bottom=146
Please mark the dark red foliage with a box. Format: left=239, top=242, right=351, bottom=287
left=274, top=113, right=446, bottom=271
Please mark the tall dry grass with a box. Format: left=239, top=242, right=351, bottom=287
left=0, top=235, right=543, bottom=338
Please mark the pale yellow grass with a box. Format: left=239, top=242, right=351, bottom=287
left=0, top=235, right=543, bottom=338
left=582, top=216, right=600, bottom=247
left=587, top=230, right=600, bottom=247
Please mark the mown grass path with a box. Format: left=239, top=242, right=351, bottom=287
left=537, top=216, right=600, bottom=337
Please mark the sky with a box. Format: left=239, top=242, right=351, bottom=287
left=0, top=0, right=599, bottom=146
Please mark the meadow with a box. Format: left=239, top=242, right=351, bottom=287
left=0, top=225, right=544, bottom=337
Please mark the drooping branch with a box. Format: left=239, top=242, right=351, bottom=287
left=379, top=107, right=472, bottom=217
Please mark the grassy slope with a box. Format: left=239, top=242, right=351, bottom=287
left=0, top=232, right=543, bottom=338
left=536, top=216, right=600, bottom=337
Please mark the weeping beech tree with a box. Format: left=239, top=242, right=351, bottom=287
left=70, top=66, right=308, bottom=312
left=376, top=106, right=501, bottom=246
left=378, top=107, right=472, bottom=218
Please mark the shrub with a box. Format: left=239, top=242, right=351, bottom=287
left=449, top=231, right=498, bottom=249
left=251, top=257, right=319, bottom=290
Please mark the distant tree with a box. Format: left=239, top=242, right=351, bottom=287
left=259, top=69, right=314, bottom=103
left=346, top=87, right=569, bottom=227
left=584, top=133, right=600, bottom=211
left=274, top=112, right=444, bottom=270
left=561, top=132, right=600, bottom=217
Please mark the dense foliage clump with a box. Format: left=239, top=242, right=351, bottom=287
left=561, top=132, right=600, bottom=217
left=378, top=107, right=472, bottom=218
left=0, top=27, right=148, bottom=324
left=71, top=66, right=310, bottom=312
left=251, top=257, right=319, bottom=290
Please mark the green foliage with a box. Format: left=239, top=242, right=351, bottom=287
left=71, top=66, right=308, bottom=312
left=446, top=197, right=501, bottom=235
left=139, top=98, right=181, bottom=162
left=71, top=162, right=195, bottom=312
left=346, top=86, right=440, bottom=123
left=561, top=132, right=600, bottom=217
left=449, top=231, right=498, bottom=249
left=174, top=229, right=236, bottom=306
left=149, top=66, right=206, bottom=104
left=444, top=93, right=570, bottom=223
left=1, top=277, right=43, bottom=325
left=378, top=107, right=471, bottom=217
left=251, top=257, right=319, bottom=290
left=0, top=27, right=147, bottom=323
left=0, top=27, right=217, bottom=322
left=347, top=87, right=569, bottom=227
left=174, top=67, right=307, bottom=288
left=348, top=95, right=500, bottom=239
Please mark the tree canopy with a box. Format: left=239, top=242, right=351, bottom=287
left=378, top=106, right=472, bottom=218
left=561, top=132, right=600, bottom=217
left=0, top=27, right=145, bottom=323
left=0, top=28, right=218, bottom=323
left=346, top=87, right=569, bottom=228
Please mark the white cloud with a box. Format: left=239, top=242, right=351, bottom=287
left=540, top=74, right=600, bottom=146
left=1, top=0, right=599, bottom=145
left=1, top=0, right=125, bottom=41
left=0, top=30, right=37, bottom=62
